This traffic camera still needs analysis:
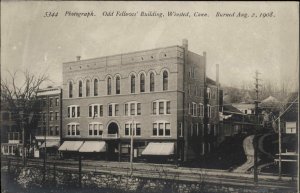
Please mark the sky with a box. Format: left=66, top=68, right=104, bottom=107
left=1, top=1, right=299, bottom=90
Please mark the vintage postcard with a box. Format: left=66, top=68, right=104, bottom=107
left=1, top=1, right=299, bottom=193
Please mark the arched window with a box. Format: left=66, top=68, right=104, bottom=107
left=86, top=80, right=90, bottom=97
left=107, top=77, right=111, bottom=95
left=163, top=71, right=168, bottom=91
left=116, top=76, right=120, bottom=94
left=78, top=81, right=83, bottom=97
left=94, top=79, right=98, bottom=96
left=131, top=75, right=135, bottom=94
left=150, top=72, right=155, bottom=92
left=69, top=82, right=73, bottom=98
left=140, top=74, right=145, bottom=93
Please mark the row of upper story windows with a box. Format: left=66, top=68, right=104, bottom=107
left=36, top=126, right=60, bottom=136
left=188, top=123, right=218, bottom=137
left=39, top=97, right=60, bottom=107
left=39, top=112, right=60, bottom=121
left=67, top=100, right=171, bottom=118
left=66, top=121, right=171, bottom=137
left=68, top=71, right=169, bottom=98
left=188, top=103, right=215, bottom=118
left=187, top=86, right=216, bottom=99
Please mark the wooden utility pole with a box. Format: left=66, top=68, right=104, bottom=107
left=43, top=120, right=47, bottom=183
left=278, top=115, right=282, bottom=179
left=130, top=117, right=134, bottom=176
left=253, top=70, right=261, bottom=184
left=79, top=154, right=82, bottom=188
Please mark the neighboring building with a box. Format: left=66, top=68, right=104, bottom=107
left=221, top=103, right=256, bottom=137
left=281, top=93, right=298, bottom=152
left=232, top=103, right=255, bottom=115
left=0, top=102, right=22, bottom=156
left=60, top=39, right=221, bottom=162
left=275, top=92, right=298, bottom=164
left=33, top=87, right=62, bottom=158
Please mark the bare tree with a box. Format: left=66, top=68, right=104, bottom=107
left=1, top=70, right=49, bottom=157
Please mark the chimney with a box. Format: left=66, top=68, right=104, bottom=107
left=76, top=56, right=81, bottom=61
left=182, top=39, right=188, bottom=50
left=216, top=64, right=219, bottom=86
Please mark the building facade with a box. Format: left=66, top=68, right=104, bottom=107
left=1, top=102, right=22, bottom=156
left=61, top=39, right=221, bottom=162
left=33, top=87, right=62, bottom=158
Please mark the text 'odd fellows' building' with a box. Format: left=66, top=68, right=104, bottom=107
left=60, top=39, right=222, bottom=162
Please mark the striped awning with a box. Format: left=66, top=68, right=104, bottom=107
left=79, top=141, right=106, bottom=153
left=58, top=141, right=84, bottom=151
left=39, top=141, right=60, bottom=149
left=142, top=142, right=174, bottom=156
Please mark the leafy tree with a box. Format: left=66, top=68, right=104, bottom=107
left=1, top=70, right=49, bottom=155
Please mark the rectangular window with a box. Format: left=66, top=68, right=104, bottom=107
left=55, top=112, right=59, bottom=120
left=207, top=124, right=211, bottom=134
left=193, top=103, right=197, bottom=116
left=71, top=125, right=75, bottom=135
left=136, top=123, right=141, bottom=136
left=89, top=124, right=93, bottom=135
left=77, top=107, right=80, bottom=117
left=152, top=102, right=157, bottom=115
left=165, top=123, right=170, bottom=136
left=115, top=104, right=119, bottom=116
left=76, top=125, right=80, bottom=135
left=67, top=125, right=71, bottom=135
left=125, top=124, right=130, bottom=136
left=68, top=107, right=70, bottom=118
left=159, top=123, right=164, bottom=136
left=99, top=105, right=103, bottom=117
left=137, top=103, right=141, bottom=115
left=130, top=103, right=135, bottom=115
left=153, top=123, right=157, bottom=136
left=49, top=127, right=54, bottom=136
left=125, top=104, right=128, bottom=116
left=49, top=112, right=53, bottom=121
left=99, top=125, right=103, bottom=135
left=49, top=98, right=53, bottom=107
left=202, top=143, right=205, bottom=155
left=94, top=105, right=98, bottom=117
left=179, top=122, right=183, bottom=137
left=196, top=123, right=199, bottom=136
left=55, top=126, right=59, bottom=135
left=199, top=104, right=204, bottom=117
left=188, top=103, right=191, bottom=114
left=159, top=102, right=164, bottom=114
left=190, top=124, right=193, bottom=136
left=166, top=101, right=170, bottom=114
left=94, top=124, right=98, bottom=135
left=89, top=106, right=92, bottom=117
left=55, top=98, right=59, bottom=106
left=108, top=104, right=113, bottom=116
left=72, top=107, right=75, bottom=117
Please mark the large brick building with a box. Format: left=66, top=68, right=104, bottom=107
left=33, top=87, right=62, bottom=157
left=60, top=39, right=222, bottom=162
